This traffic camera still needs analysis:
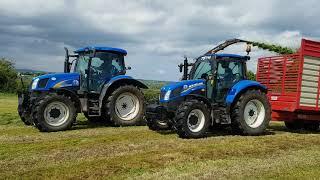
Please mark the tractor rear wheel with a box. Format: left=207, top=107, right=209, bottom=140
left=284, top=121, right=303, bottom=130
left=106, top=85, right=145, bottom=126
left=303, top=121, right=320, bottom=131
left=32, top=94, right=76, bottom=132
left=174, top=99, right=210, bottom=138
left=231, top=89, right=271, bottom=135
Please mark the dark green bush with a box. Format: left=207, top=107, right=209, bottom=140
left=0, top=58, right=18, bottom=93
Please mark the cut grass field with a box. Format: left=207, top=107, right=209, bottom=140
left=0, top=93, right=319, bottom=179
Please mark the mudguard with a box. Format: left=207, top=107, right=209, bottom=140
left=225, top=80, right=267, bottom=106
left=99, top=75, right=148, bottom=108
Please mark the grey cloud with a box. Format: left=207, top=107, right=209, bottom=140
left=0, top=0, right=319, bottom=81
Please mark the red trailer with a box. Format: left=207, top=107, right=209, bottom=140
left=256, top=39, right=320, bottom=130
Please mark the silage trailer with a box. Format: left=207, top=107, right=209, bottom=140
left=257, top=39, right=320, bottom=131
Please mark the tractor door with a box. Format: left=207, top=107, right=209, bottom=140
left=74, top=55, right=89, bottom=92
left=214, top=60, right=245, bottom=103
left=190, top=57, right=214, bottom=99
left=88, top=52, right=125, bottom=93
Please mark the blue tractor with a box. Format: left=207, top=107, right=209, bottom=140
left=146, top=39, right=271, bottom=138
left=18, top=46, right=147, bottom=132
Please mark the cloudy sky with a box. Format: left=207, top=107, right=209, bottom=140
left=0, top=0, right=319, bottom=81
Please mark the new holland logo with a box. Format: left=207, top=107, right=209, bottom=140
left=182, top=82, right=204, bottom=93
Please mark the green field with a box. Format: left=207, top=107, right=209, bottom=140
left=0, top=93, right=319, bottom=179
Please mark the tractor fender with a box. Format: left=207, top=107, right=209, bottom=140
left=225, top=80, right=267, bottom=107
left=184, top=94, right=212, bottom=109
left=53, top=88, right=82, bottom=112
left=99, top=75, right=148, bottom=108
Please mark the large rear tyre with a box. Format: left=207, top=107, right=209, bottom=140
left=174, top=99, right=210, bottom=138
left=32, top=94, right=76, bottom=132
left=106, top=85, right=145, bottom=126
left=18, top=105, right=33, bottom=126
left=231, top=89, right=271, bottom=135
left=284, top=121, right=303, bottom=130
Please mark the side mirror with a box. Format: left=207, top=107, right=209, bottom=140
left=246, top=43, right=252, bottom=55
left=178, top=64, right=183, bottom=73
left=89, top=48, right=96, bottom=58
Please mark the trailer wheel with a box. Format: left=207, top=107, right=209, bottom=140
left=106, top=85, right=145, bottom=126
left=284, top=121, right=303, bottom=130
left=231, top=89, right=271, bottom=135
left=174, top=99, right=210, bottom=138
left=303, top=121, right=320, bottom=131
left=32, top=94, right=76, bottom=132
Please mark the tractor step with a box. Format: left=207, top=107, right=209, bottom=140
left=212, top=107, right=231, bottom=124
left=87, top=99, right=101, bottom=116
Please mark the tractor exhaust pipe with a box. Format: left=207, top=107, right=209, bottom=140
left=64, top=47, right=70, bottom=73
left=178, top=57, right=193, bottom=80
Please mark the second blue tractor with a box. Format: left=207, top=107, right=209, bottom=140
left=146, top=39, right=271, bottom=138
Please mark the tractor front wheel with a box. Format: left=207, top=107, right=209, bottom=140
left=32, top=94, right=76, bottom=132
left=146, top=118, right=172, bottom=131
left=106, top=85, right=145, bottom=126
left=18, top=104, right=33, bottom=126
left=231, top=89, right=271, bottom=135
left=174, top=99, right=210, bottom=138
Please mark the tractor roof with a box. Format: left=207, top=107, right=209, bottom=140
left=74, top=46, right=127, bottom=55
left=206, top=53, right=247, bottom=59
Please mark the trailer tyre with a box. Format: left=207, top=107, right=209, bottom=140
left=303, top=121, right=320, bottom=131
left=174, top=99, right=210, bottom=138
left=231, top=89, right=271, bottom=135
left=32, top=94, right=76, bottom=132
left=106, top=85, right=145, bottom=126
left=284, top=121, right=303, bottom=130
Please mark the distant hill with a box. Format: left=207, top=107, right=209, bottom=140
left=140, top=79, right=173, bottom=89
left=16, top=68, right=47, bottom=73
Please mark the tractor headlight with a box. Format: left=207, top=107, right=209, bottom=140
left=31, top=78, right=39, bottom=89
left=164, top=90, right=172, bottom=101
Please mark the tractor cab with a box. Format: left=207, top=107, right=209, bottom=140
left=66, top=47, right=128, bottom=93
left=187, top=54, right=250, bottom=103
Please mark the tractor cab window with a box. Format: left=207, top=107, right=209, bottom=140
left=90, top=52, right=125, bottom=92
left=74, top=51, right=125, bottom=92
left=215, top=60, right=244, bottom=102
left=191, top=60, right=212, bottom=80
left=74, top=55, right=89, bottom=90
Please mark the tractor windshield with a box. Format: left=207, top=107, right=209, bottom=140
left=74, top=51, right=125, bottom=92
